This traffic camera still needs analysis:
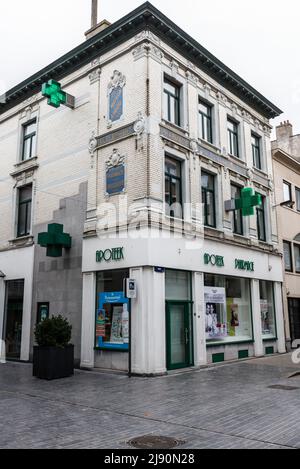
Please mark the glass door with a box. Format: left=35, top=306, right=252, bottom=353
left=3, top=280, right=24, bottom=360
left=289, top=298, right=300, bottom=344
left=166, top=302, right=193, bottom=370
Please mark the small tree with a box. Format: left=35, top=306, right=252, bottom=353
left=35, top=315, right=72, bottom=348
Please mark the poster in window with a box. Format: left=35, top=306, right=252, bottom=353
left=261, top=300, right=270, bottom=335
left=204, top=287, right=227, bottom=339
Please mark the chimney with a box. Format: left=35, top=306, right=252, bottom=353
left=276, top=120, right=293, bottom=142
left=85, top=0, right=111, bottom=40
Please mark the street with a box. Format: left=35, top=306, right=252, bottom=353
left=0, top=354, right=299, bottom=449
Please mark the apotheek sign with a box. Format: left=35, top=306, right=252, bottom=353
left=96, top=247, right=124, bottom=263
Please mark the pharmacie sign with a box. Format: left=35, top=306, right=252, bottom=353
left=96, top=247, right=124, bottom=263
left=235, top=259, right=254, bottom=272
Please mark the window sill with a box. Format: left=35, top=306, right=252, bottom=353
left=228, top=154, right=246, bottom=165
left=161, top=120, right=188, bottom=136
left=198, top=139, right=221, bottom=155
left=207, top=340, right=254, bottom=348
left=9, top=235, right=34, bottom=248
left=11, top=157, right=39, bottom=177
left=253, top=167, right=268, bottom=178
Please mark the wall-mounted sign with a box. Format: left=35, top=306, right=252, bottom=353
left=204, top=253, right=224, bottom=267
left=106, top=164, right=125, bottom=195
left=38, top=223, right=72, bottom=258
left=154, top=267, right=165, bottom=273
left=125, top=279, right=137, bottom=299
left=42, top=80, right=75, bottom=109
left=96, top=248, right=124, bottom=263
left=235, top=259, right=254, bottom=272
left=225, top=187, right=262, bottom=217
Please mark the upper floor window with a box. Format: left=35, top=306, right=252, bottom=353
left=294, top=244, right=300, bottom=273
left=201, top=171, right=216, bottom=228
left=17, top=185, right=32, bottom=238
left=22, top=120, right=37, bottom=161
left=283, top=241, right=293, bottom=272
left=198, top=100, right=212, bottom=143
left=227, top=119, right=239, bottom=158
left=252, top=133, right=262, bottom=169
left=165, top=156, right=183, bottom=219
left=231, top=184, right=243, bottom=235
left=295, top=188, right=300, bottom=212
left=256, top=195, right=266, bottom=242
left=283, top=181, right=293, bottom=207
left=163, top=78, right=181, bottom=126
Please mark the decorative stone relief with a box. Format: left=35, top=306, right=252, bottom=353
left=89, top=67, right=101, bottom=85
left=134, top=30, right=160, bottom=44
left=108, top=70, right=126, bottom=95
left=106, top=148, right=126, bottom=170
left=170, top=59, right=179, bottom=76
left=186, top=71, right=199, bottom=87
left=134, top=112, right=146, bottom=137
left=88, top=131, right=98, bottom=154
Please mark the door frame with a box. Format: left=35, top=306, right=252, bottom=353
left=166, top=300, right=194, bottom=370
left=288, top=298, right=300, bottom=344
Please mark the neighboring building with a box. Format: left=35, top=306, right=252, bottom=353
left=0, top=2, right=286, bottom=375
left=272, top=121, right=300, bottom=350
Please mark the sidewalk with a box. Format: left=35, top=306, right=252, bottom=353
left=0, top=354, right=299, bottom=449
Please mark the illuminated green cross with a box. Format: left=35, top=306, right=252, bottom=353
left=38, top=224, right=72, bottom=258
left=235, top=188, right=262, bottom=216
left=42, top=80, right=67, bottom=108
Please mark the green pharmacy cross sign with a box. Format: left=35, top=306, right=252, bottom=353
left=38, top=223, right=72, bottom=258
left=225, top=187, right=262, bottom=217
left=42, top=80, right=75, bottom=109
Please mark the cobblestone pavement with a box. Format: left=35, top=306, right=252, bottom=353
left=0, top=354, right=299, bottom=449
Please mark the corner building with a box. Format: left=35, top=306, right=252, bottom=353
left=0, top=3, right=286, bottom=374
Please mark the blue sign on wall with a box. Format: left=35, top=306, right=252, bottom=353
left=109, top=86, right=123, bottom=122
left=106, top=164, right=125, bottom=195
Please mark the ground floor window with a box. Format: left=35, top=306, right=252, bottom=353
left=259, top=281, right=276, bottom=339
left=204, top=274, right=253, bottom=345
left=95, top=269, right=129, bottom=351
left=3, top=279, right=24, bottom=360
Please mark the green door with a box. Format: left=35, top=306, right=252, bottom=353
left=166, top=302, right=193, bottom=370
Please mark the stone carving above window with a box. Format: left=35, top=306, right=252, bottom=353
left=106, top=148, right=126, bottom=170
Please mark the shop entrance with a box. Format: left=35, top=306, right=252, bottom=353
left=166, top=301, right=192, bottom=370
left=3, top=280, right=24, bottom=360
left=288, top=298, right=300, bottom=345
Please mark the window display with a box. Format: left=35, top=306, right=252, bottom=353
left=259, top=281, right=276, bottom=339
left=96, top=269, right=129, bottom=350
left=204, top=274, right=253, bottom=344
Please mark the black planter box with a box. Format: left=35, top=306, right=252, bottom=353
left=33, top=345, right=74, bottom=380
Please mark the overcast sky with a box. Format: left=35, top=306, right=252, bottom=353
left=1, top=0, right=299, bottom=136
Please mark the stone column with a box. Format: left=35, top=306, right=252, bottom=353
left=80, top=272, right=96, bottom=369
left=251, top=278, right=264, bottom=357
left=130, top=267, right=166, bottom=375
left=192, top=272, right=207, bottom=366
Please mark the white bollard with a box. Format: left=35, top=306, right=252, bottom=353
left=291, top=340, right=300, bottom=365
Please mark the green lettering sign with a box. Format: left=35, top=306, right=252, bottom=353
left=96, top=248, right=124, bottom=263
left=204, top=253, right=224, bottom=267
left=235, top=259, right=254, bottom=271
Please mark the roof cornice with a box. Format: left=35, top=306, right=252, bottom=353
left=272, top=147, right=300, bottom=174
left=0, top=2, right=282, bottom=119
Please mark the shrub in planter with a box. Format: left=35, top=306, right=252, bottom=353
left=33, top=315, right=74, bottom=380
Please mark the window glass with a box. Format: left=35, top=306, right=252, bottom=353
left=163, top=78, right=180, bottom=126
left=260, top=281, right=276, bottom=339
left=201, top=171, right=216, bottom=228
left=204, top=274, right=252, bottom=344
left=295, top=188, right=300, bottom=212
left=256, top=195, right=266, bottom=241
left=283, top=182, right=292, bottom=203
left=95, top=269, right=130, bottom=350
left=283, top=241, right=292, bottom=271
left=227, top=119, right=239, bottom=157
left=165, top=270, right=191, bottom=301
left=165, top=156, right=182, bottom=218
left=294, top=244, right=300, bottom=273
left=17, top=185, right=32, bottom=237
left=199, top=100, right=212, bottom=143
left=231, top=184, right=243, bottom=235
left=252, top=134, right=261, bottom=169
left=22, top=120, right=36, bottom=161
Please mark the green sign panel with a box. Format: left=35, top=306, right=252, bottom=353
left=42, top=80, right=67, bottom=108
left=204, top=253, right=224, bottom=267
left=96, top=248, right=124, bottom=263
left=236, top=188, right=262, bottom=217
left=38, top=223, right=72, bottom=258
left=235, top=259, right=254, bottom=272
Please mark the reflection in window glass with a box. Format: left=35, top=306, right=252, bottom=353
left=260, top=281, right=276, bottom=339
left=204, top=274, right=252, bottom=344
left=283, top=241, right=292, bottom=272
left=165, top=270, right=191, bottom=301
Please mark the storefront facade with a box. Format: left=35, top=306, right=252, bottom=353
left=80, top=231, right=285, bottom=375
